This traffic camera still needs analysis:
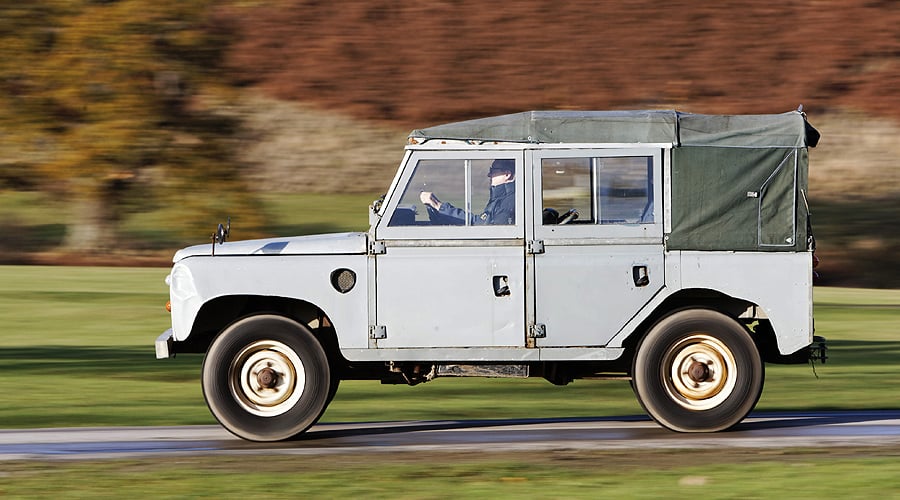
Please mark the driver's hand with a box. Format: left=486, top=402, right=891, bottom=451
left=419, top=191, right=440, bottom=209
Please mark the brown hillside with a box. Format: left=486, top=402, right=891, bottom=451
left=210, top=1, right=899, bottom=288
left=218, top=1, right=900, bottom=127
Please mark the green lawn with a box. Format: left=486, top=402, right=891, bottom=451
left=1, top=265, right=899, bottom=496
left=4, top=449, right=900, bottom=498
left=1, top=265, right=897, bottom=429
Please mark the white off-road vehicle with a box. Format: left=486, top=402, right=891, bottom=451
left=157, top=110, right=826, bottom=441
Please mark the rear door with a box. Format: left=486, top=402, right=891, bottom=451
left=530, top=148, right=666, bottom=347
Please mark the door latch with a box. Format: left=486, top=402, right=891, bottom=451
left=493, top=275, right=510, bottom=297
left=632, top=265, right=650, bottom=287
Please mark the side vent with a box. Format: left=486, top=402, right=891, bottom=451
left=330, top=269, right=357, bottom=294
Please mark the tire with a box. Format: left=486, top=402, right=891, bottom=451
left=202, top=314, right=332, bottom=441
left=326, top=375, right=341, bottom=406
left=631, top=309, right=764, bottom=432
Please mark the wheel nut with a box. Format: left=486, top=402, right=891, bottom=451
left=688, top=361, right=710, bottom=382
left=257, top=367, right=279, bottom=388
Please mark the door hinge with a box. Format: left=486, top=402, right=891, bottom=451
left=529, top=323, right=546, bottom=338
left=369, top=325, right=387, bottom=339
left=527, top=240, right=545, bottom=254
left=368, top=240, right=387, bottom=255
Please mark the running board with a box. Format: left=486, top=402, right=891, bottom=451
left=436, top=364, right=530, bottom=378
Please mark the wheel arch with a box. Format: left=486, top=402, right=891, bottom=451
left=174, top=295, right=341, bottom=362
left=619, top=288, right=778, bottom=368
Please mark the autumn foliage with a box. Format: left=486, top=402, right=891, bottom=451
left=0, top=1, right=259, bottom=251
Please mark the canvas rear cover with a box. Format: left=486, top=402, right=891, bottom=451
left=668, top=112, right=814, bottom=252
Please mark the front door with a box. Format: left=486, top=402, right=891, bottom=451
left=531, top=148, right=666, bottom=347
left=373, top=150, right=526, bottom=348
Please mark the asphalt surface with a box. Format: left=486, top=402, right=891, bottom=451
left=2, top=410, right=900, bottom=461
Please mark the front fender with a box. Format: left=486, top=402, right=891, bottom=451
left=167, top=255, right=369, bottom=350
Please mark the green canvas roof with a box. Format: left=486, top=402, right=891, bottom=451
left=410, top=110, right=819, bottom=148
left=412, top=110, right=820, bottom=252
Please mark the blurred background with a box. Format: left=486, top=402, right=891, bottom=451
left=1, top=0, right=897, bottom=288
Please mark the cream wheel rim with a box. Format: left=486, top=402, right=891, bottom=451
left=228, top=340, right=305, bottom=417
left=663, top=334, right=737, bottom=411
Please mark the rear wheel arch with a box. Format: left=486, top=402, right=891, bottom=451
left=620, top=289, right=763, bottom=361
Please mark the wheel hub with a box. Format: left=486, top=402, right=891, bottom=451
left=228, top=340, right=306, bottom=417
left=257, top=367, right=279, bottom=389
left=687, top=360, right=710, bottom=382
left=664, top=334, right=738, bottom=411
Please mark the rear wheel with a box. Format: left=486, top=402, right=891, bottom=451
left=632, top=309, right=764, bottom=432
left=202, top=315, right=331, bottom=441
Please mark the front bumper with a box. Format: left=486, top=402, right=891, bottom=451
left=156, top=329, right=175, bottom=359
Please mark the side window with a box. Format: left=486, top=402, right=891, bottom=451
left=541, top=158, right=594, bottom=224
left=541, top=156, right=653, bottom=225
left=389, top=159, right=463, bottom=226
left=389, top=157, right=515, bottom=227
left=599, top=157, right=653, bottom=224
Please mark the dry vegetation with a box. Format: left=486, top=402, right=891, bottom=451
left=215, top=1, right=900, bottom=202
left=808, top=113, right=900, bottom=201
left=231, top=96, right=900, bottom=201
left=222, top=93, right=407, bottom=194
left=219, top=1, right=900, bottom=125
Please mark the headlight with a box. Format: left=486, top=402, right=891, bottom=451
left=169, top=264, right=198, bottom=301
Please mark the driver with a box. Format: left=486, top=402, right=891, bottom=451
left=419, top=159, right=515, bottom=225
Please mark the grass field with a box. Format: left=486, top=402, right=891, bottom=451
left=1, top=265, right=898, bottom=496
left=2, top=265, right=898, bottom=429
left=3, top=448, right=900, bottom=498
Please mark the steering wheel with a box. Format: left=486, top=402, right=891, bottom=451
left=558, top=208, right=579, bottom=225
left=425, top=205, right=464, bottom=225
left=425, top=204, right=437, bottom=221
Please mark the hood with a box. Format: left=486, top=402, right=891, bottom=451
left=173, top=232, right=369, bottom=262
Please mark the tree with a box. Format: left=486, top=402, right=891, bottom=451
left=0, top=1, right=261, bottom=252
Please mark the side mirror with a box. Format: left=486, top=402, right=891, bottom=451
left=210, top=217, right=230, bottom=255
left=369, top=195, right=385, bottom=229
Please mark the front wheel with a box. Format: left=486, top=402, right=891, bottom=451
left=202, top=315, right=332, bottom=441
left=632, top=309, right=764, bottom=432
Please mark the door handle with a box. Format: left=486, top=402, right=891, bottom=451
left=633, top=266, right=650, bottom=287
left=493, top=275, right=511, bottom=297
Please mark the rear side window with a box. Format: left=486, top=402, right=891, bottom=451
left=541, top=156, right=653, bottom=225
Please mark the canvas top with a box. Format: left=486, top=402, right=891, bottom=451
left=410, top=110, right=819, bottom=149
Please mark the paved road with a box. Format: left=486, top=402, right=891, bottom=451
left=2, top=410, right=899, bottom=461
